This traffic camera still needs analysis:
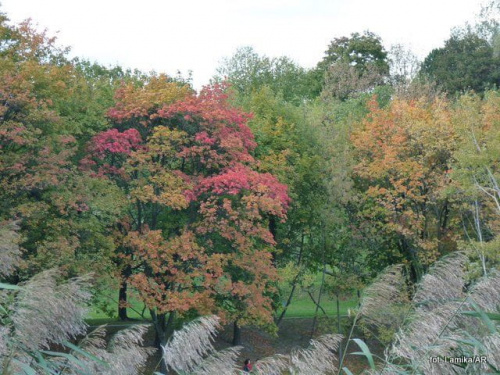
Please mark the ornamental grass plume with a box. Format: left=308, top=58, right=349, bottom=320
left=1, top=268, right=94, bottom=373
left=159, top=316, right=342, bottom=375
left=101, top=324, right=153, bottom=375
left=412, top=252, right=467, bottom=309
left=483, top=333, right=500, bottom=370
left=0, top=220, right=154, bottom=374
left=0, top=220, right=22, bottom=278
left=1, top=269, right=153, bottom=375
left=11, top=269, right=92, bottom=351
left=358, top=264, right=409, bottom=337
left=69, top=324, right=153, bottom=375
left=0, top=326, right=8, bottom=358
left=253, top=354, right=290, bottom=375
left=389, top=302, right=464, bottom=374
left=289, top=334, right=343, bottom=375
left=376, top=253, right=500, bottom=375
left=253, top=334, right=342, bottom=375
left=191, top=346, right=241, bottom=375
left=161, top=315, right=221, bottom=373
left=468, top=269, right=500, bottom=312
left=386, top=253, right=469, bottom=374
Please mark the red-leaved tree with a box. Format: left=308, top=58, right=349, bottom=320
left=83, top=76, right=289, bottom=371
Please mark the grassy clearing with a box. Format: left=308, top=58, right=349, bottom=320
left=277, top=292, right=359, bottom=318
left=86, top=289, right=359, bottom=325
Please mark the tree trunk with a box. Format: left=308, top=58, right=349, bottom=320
left=152, top=310, right=175, bottom=374
left=276, top=231, right=305, bottom=326
left=269, top=216, right=278, bottom=265
left=311, top=229, right=327, bottom=339
left=310, top=268, right=325, bottom=339
left=336, top=293, right=343, bottom=360
left=276, top=281, right=298, bottom=326
left=118, top=264, right=132, bottom=320
left=232, top=321, right=241, bottom=346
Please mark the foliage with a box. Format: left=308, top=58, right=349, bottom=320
left=421, top=30, right=500, bottom=95
left=319, top=31, right=389, bottom=74
left=351, top=96, right=460, bottom=279
left=0, top=13, right=126, bottom=282
left=315, top=31, right=390, bottom=99
left=452, top=91, right=500, bottom=273
left=83, top=77, right=290, bottom=365
left=3, top=5, right=500, bottom=375
left=216, top=46, right=316, bottom=104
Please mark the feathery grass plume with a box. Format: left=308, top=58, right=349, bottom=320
left=67, top=324, right=153, bottom=375
left=162, top=315, right=220, bottom=373
left=454, top=272, right=500, bottom=374
left=364, top=362, right=407, bottom=375
left=78, top=324, right=108, bottom=353
left=104, top=324, right=153, bottom=375
left=468, top=270, right=500, bottom=311
left=0, top=327, right=8, bottom=358
left=11, top=269, right=92, bottom=351
left=453, top=271, right=500, bottom=342
left=191, top=346, right=241, bottom=375
left=412, top=252, right=467, bottom=309
left=253, top=354, right=290, bottom=375
left=389, top=302, right=463, bottom=365
left=0, top=220, right=22, bottom=278
left=289, top=334, right=342, bottom=375
left=352, top=254, right=499, bottom=375
left=65, top=325, right=112, bottom=373
left=483, top=333, right=500, bottom=370
left=358, top=264, right=409, bottom=337
left=383, top=253, right=480, bottom=374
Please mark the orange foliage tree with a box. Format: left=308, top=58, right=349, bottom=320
left=351, top=97, right=460, bottom=280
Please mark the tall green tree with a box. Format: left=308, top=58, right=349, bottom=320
left=421, top=31, right=500, bottom=95
left=314, top=31, right=390, bottom=99
left=216, top=46, right=316, bottom=104
left=452, top=91, right=500, bottom=274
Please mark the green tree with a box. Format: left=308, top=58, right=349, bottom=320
left=452, top=91, right=500, bottom=274
left=313, top=31, right=390, bottom=99
left=421, top=31, right=500, bottom=95
left=216, top=46, right=316, bottom=104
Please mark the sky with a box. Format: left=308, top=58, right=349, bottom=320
left=1, top=0, right=488, bottom=90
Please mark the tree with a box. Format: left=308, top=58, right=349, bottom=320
left=452, top=91, right=500, bottom=274
left=388, top=44, right=420, bottom=85
left=84, top=78, right=290, bottom=371
left=216, top=46, right=316, bottom=104
left=351, top=97, right=460, bottom=280
left=0, top=15, right=124, bottom=283
left=228, top=85, right=343, bottom=324
left=421, top=31, right=500, bottom=95
left=314, top=31, right=390, bottom=99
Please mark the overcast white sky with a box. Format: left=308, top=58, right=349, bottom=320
left=1, top=0, right=487, bottom=89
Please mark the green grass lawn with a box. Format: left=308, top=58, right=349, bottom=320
left=278, top=292, right=359, bottom=318
left=86, top=292, right=151, bottom=325
left=86, top=289, right=359, bottom=325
